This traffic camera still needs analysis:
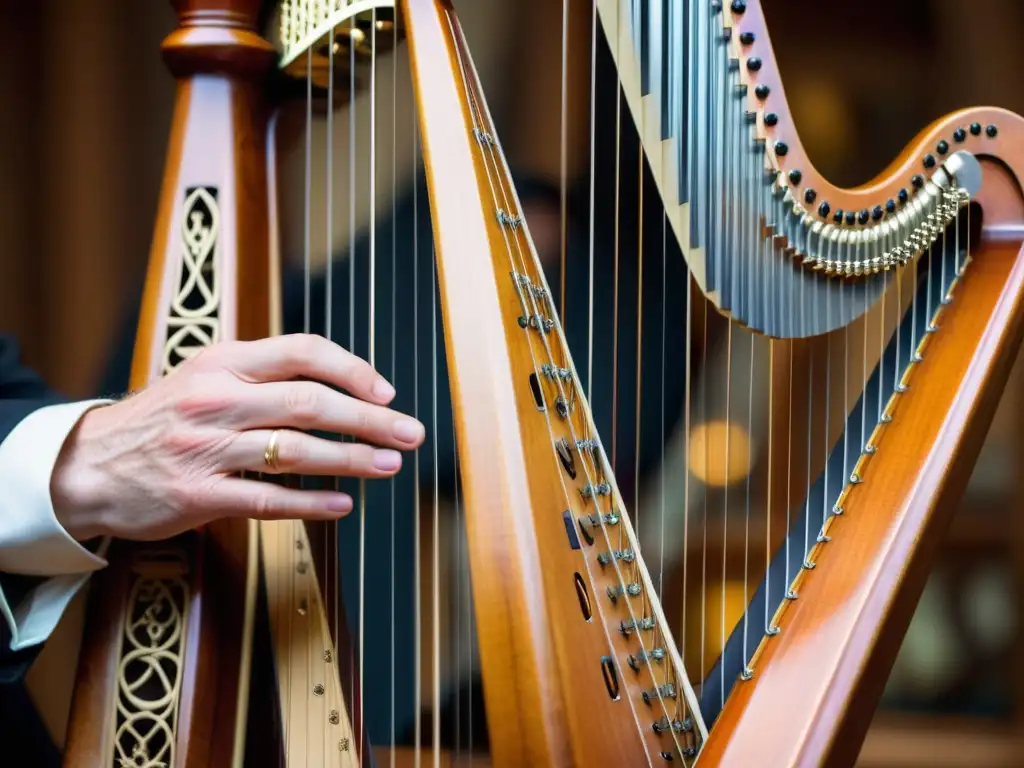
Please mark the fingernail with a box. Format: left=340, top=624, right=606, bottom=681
left=393, top=418, right=425, bottom=443
left=327, top=494, right=353, bottom=514
left=373, top=449, right=402, bottom=471
left=373, top=377, right=396, bottom=402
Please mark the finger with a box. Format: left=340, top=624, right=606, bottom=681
left=223, top=429, right=403, bottom=478
left=213, top=334, right=395, bottom=405
left=200, top=476, right=354, bottom=521
left=235, top=380, right=425, bottom=448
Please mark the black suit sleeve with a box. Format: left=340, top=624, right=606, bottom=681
left=0, top=334, right=65, bottom=440
left=0, top=335, right=102, bottom=765
left=0, top=334, right=69, bottom=677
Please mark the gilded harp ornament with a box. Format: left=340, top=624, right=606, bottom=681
left=61, top=0, right=1024, bottom=766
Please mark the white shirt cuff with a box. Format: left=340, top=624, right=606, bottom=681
left=0, top=399, right=114, bottom=651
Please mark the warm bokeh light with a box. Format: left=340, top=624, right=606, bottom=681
left=687, top=419, right=753, bottom=486
left=789, top=75, right=855, bottom=167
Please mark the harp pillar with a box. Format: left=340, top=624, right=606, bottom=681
left=62, top=3, right=276, bottom=767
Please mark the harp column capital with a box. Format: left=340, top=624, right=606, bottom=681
left=162, top=0, right=276, bottom=78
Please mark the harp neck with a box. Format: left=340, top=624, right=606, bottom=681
left=403, top=0, right=703, bottom=762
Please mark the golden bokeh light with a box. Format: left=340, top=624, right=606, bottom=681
left=687, top=419, right=754, bottom=486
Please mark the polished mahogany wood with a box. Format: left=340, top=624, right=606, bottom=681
left=63, top=2, right=275, bottom=766
left=701, top=158, right=1024, bottom=767
left=404, top=1, right=699, bottom=764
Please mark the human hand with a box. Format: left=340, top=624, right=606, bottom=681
left=50, top=334, right=425, bottom=542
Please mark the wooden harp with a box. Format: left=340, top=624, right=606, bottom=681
left=61, top=0, right=1024, bottom=766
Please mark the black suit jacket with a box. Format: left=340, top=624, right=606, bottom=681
left=0, top=333, right=76, bottom=766
left=0, top=333, right=70, bottom=675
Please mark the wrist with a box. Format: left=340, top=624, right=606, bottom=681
left=50, top=405, right=115, bottom=542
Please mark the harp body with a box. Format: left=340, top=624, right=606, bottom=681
left=59, top=1, right=1024, bottom=767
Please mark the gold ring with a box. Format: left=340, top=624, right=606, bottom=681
left=264, top=429, right=282, bottom=471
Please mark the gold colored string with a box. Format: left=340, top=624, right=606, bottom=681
left=389, top=12, right=399, bottom=768
left=298, top=38, right=313, bottom=766
left=560, top=0, right=570, bottom=319
left=586, top=0, right=598, bottom=405
left=346, top=16, right=358, bottom=758
left=358, top=10, right=379, bottom=764
left=411, top=65, right=423, bottom=768
left=611, top=16, right=622, bottom=476
left=633, top=43, right=645, bottom=612
left=325, top=17, right=337, bottom=765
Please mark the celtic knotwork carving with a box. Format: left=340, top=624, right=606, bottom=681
left=112, top=550, right=190, bottom=768
left=163, top=186, right=221, bottom=374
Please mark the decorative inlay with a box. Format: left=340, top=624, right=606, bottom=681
left=277, top=0, right=400, bottom=74
left=112, top=549, right=190, bottom=768
left=111, top=185, right=215, bottom=766
left=163, top=186, right=220, bottom=375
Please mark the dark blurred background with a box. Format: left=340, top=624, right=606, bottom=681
left=1, top=1, right=1023, bottom=765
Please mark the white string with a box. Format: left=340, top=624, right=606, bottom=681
left=586, top=0, right=598, bottom=405
left=346, top=18, right=358, bottom=753
left=325, top=18, right=337, bottom=767
left=389, top=12, right=399, bottom=768
left=411, top=75, right=422, bottom=768
left=430, top=194, right=441, bottom=768
left=299, top=39, right=314, bottom=766
left=358, top=10, right=378, bottom=764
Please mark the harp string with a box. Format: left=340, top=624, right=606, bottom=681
left=300, top=38, right=313, bottom=766
left=389, top=11, right=399, bottom=768
left=586, top=0, right=597, bottom=405
left=765, top=133, right=779, bottom=641
left=698, top=265, right=708, bottom=701
left=632, top=6, right=645, bottom=636
left=681, top=191, right=692, bottom=681
left=325, top=15, right=336, bottom=765
left=661, top=40, right=670, bottom=670
left=304, top=10, right=382, bottom=766
left=412, top=62, right=422, bottom=767
left=560, top=0, right=570, bottom=320
left=741, top=89, right=756, bottom=668
left=430, top=152, right=440, bottom=767
left=346, top=18, right=357, bottom=762
left=359, top=8, right=378, bottom=763
left=881, top=226, right=891, bottom=426
left=656, top=0, right=671, bottom=625
left=452, top=404, right=462, bottom=760
left=611, top=0, right=622, bottom=476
